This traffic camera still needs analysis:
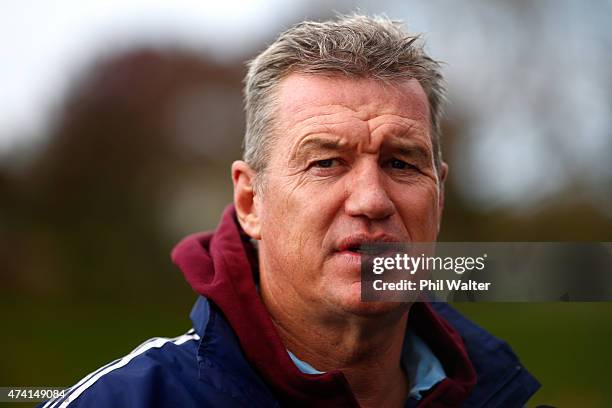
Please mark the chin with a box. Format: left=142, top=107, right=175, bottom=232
left=333, top=282, right=410, bottom=317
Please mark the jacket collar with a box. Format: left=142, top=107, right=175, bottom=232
left=174, top=205, right=479, bottom=406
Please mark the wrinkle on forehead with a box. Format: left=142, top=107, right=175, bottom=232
left=287, top=111, right=432, bottom=161
left=277, top=74, right=430, bottom=123
left=274, top=74, right=434, bottom=168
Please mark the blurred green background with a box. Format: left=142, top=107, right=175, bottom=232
left=1, top=1, right=611, bottom=407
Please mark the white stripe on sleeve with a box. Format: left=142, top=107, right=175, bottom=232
left=43, top=330, right=199, bottom=408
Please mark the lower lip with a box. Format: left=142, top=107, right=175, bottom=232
left=334, top=251, right=362, bottom=262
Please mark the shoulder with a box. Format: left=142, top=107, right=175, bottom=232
left=430, top=303, right=541, bottom=406
left=39, top=330, right=239, bottom=408
left=430, top=303, right=518, bottom=359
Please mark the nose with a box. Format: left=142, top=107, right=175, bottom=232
left=344, top=160, right=395, bottom=220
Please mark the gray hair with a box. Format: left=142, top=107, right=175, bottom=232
left=243, top=14, right=446, bottom=184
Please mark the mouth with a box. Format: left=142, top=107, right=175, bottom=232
left=341, top=244, right=384, bottom=256
left=335, top=235, right=400, bottom=257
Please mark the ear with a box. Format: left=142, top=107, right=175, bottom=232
left=232, top=160, right=262, bottom=240
left=436, top=161, right=449, bottom=234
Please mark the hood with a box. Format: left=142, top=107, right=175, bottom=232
left=171, top=204, right=477, bottom=407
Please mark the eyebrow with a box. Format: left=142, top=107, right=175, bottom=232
left=301, top=137, right=344, bottom=150
left=290, top=133, right=433, bottom=165
left=291, top=136, right=350, bottom=160
left=385, top=138, right=431, bottom=157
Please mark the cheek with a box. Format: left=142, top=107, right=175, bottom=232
left=260, top=177, right=346, bottom=259
left=393, top=183, right=440, bottom=239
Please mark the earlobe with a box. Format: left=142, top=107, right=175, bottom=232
left=232, top=160, right=262, bottom=240
left=437, top=162, right=449, bottom=233
left=439, top=161, right=448, bottom=186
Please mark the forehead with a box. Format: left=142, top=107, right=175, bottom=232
left=275, top=73, right=430, bottom=129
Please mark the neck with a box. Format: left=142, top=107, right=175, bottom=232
left=260, top=272, right=411, bottom=408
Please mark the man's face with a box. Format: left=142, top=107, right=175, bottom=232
left=254, top=74, right=446, bottom=315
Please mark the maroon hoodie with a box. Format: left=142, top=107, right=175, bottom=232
left=172, top=205, right=476, bottom=407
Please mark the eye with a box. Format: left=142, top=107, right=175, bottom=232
left=307, top=158, right=344, bottom=175
left=389, top=159, right=411, bottom=169
left=313, top=159, right=336, bottom=168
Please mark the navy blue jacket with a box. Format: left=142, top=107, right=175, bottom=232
left=41, top=206, right=540, bottom=407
